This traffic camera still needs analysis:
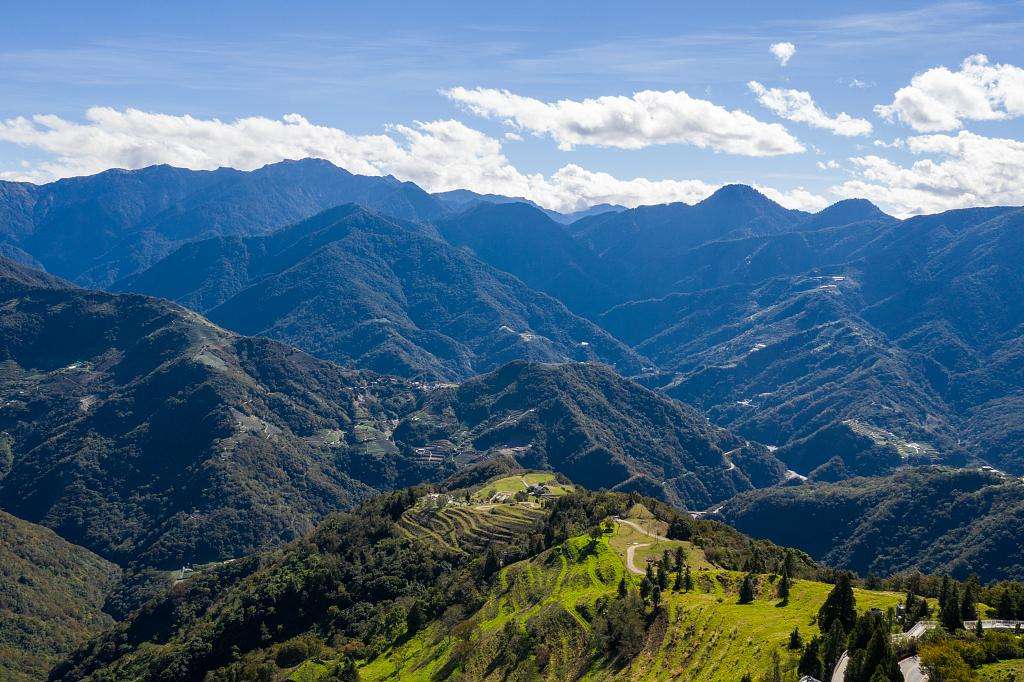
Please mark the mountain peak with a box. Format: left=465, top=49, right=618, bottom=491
left=802, top=198, right=891, bottom=229
left=702, top=184, right=773, bottom=206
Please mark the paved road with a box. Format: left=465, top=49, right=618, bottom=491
left=830, top=652, right=850, bottom=682
left=614, top=516, right=668, bottom=540
left=899, top=656, right=927, bottom=682
left=625, top=542, right=651, bottom=575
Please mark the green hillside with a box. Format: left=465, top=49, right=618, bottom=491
left=357, top=514, right=903, bottom=681
left=0, top=510, right=121, bottom=681
left=51, top=470, right=931, bottom=682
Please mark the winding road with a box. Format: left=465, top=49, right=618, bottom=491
left=615, top=517, right=666, bottom=575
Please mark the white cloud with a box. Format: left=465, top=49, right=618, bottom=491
left=875, top=54, right=1024, bottom=132
left=748, top=81, right=873, bottom=136
left=873, top=138, right=904, bottom=149
left=770, top=42, right=796, bottom=66
left=0, top=107, right=826, bottom=213
left=833, top=130, right=1024, bottom=216
left=503, top=132, right=523, bottom=141
left=847, top=78, right=872, bottom=89
left=443, top=86, right=805, bottom=156
left=817, top=160, right=840, bottom=170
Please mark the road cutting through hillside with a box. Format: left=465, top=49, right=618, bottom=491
left=616, top=517, right=667, bottom=575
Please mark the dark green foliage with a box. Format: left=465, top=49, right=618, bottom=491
left=901, top=590, right=931, bottom=630
left=738, top=574, right=756, bottom=604
left=822, top=620, right=847, bottom=671
left=51, top=490, right=472, bottom=681
left=119, top=205, right=643, bottom=381
left=777, top=569, right=791, bottom=605
left=0, top=511, right=121, bottom=681
left=0, top=280, right=423, bottom=568
left=844, top=611, right=900, bottom=682
left=591, top=592, right=648, bottom=661
left=788, top=627, right=802, bottom=649
left=398, top=360, right=784, bottom=509
left=683, top=565, right=694, bottom=592
left=798, top=636, right=824, bottom=678
left=818, top=573, right=857, bottom=634
left=941, top=583, right=964, bottom=632
left=960, top=578, right=979, bottom=621
left=721, top=467, right=1024, bottom=581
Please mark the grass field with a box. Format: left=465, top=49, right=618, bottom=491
left=979, top=659, right=1024, bottom=681
left=471, top=472, right=573, bottom=501
left=357, top=516, right=906, bottom=681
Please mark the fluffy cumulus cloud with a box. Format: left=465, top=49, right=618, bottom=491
left=770, top=42, right=796, bottom=66
left=835, top=130, right=1024, bottom=216
left=748, top=81, right=872, bottom=136
left=443, top=86, right=805, bottom=156
left=875, top=54, right=1024, bottom=132
left=0, top=107, right=827, bottom=213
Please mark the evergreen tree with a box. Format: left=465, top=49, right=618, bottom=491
left=651, top=585, right=662, bottom=609
left=661, top=549, right=672, bottom=573
left=405, top=600, right=426, bottom=636
left=645, top=562, right=654, bottom=583
left=997, top=590, right=1017, bottom=619
left=673, top=567, right=684, bottom=591
left=975, top=619, right=984, bottom=637
left=674, top=546, right=685, bottom=572
left=640, top=576, right=653, bottom=601
left=777, top=569, right=791, bottom=605
left=822, top=620, right=847, bottom=671
left=818, top=573, right=858, bottom=633
left=657, top=565, right=669, bottom=591
left=798, top=636, right=824, bottom=678
left=738, top=574, right=756, bottom=604
left=961, top=578, right=979, bottom=621
left=845, top=618, right=900, bottom=682
left=683, top=564, right=694, bottom=592
left=941, top=583, right=964, bottom=632
left=938, top=575, right=950, bottom=610
left=617, top=576, right=628, bottom=599
left=789, top=626, right=802, bottom=649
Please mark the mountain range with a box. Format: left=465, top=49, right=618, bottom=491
left=3, top=159, right=1024, bottom=679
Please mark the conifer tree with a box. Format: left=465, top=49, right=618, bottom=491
left=657, top=565, right=668, bottom=591
left=961, top=578, right=979, bottom=621
left=941, top=583, right=963, bottom=632
left=798, top=636, right=824, bottom=678
left=673, top=567, right=684, bottom=591
left=818, top=573, right=857, bottom=633
left=778, top=568, right=791, bottom=605
left=683, top=564, right=694, bottom=592
left=617, top=576, right=628, bottom=598
left=738, top=573, right=756, bottom=604
left=789, top=626, right=802, bottom=649
left=674, top=546, right=685, bottom=572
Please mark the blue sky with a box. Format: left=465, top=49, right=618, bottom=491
left=2, top=1, right=1024, bottom=215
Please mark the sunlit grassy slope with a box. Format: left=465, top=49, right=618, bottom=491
left=346, top=502, right=905, bottom=681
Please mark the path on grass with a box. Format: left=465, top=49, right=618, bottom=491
left=615, top=517, right=666, bottom=575
left=625, top=542, right=651, bottom=575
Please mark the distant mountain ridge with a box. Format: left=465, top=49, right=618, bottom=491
left=116, top=204, right=644, bottom=380
left=0, top=159, right=448, bottom=286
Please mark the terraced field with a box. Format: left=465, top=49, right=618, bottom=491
left=398, top=499, right=547, bottom=553
left=356, top=521, right=907, bottom=681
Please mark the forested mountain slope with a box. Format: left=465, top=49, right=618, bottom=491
left=0, top=159, right=447, bottom=286
left=0, top=274, right=423, bottom=568
left=51, top=481, right=912, bottom=682
left=115, top=205, right=644, bottom=380
left=0, top=511, right=120, bottom=682
left=720, top=466, right=1024, bottom=581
